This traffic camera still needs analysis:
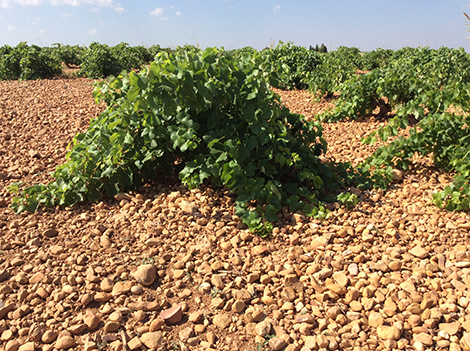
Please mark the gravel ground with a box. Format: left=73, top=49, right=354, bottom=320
left=0, top=78, right=469, bottom=351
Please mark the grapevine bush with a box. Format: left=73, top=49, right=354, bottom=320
left=0, top=42, right=62, bottom=80
left=11, top=48, right=353, bottom=234
left=261, top=41, right=322, bottom=90
left=314, top=46, right=470, bottom=212
left=51, top=44, right=85, bottom=67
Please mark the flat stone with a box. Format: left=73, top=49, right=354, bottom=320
left=18, top=342, right=35, bottom=351
left=414, top=332, right=433, bottom=346
left=213, top=313, right=231, bottom=329
left=269, top=337, right=287, bottom=351
left=440, top=322, right=461, bottom=336
left=140, top=332, right=164, bottom=349
left=43, top=229, right=59, bottom=238
left=333, top=272, right=349, bottom=287
left=252, top=246, right=268, bottom=256
left=410, top=246, right=428, bottom=259
left=128, top=337, right=143, bottom=351
left=103, top=321, right=121, bottom=333
left=173, top=269, right=186, bottom=279
left=49, top=245, right=64, bottom=255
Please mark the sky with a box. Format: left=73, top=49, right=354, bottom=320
left=1, top=0, right=470, bottom=52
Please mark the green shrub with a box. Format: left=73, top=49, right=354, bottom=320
left=51, top=44, right=85, bottom=67
left=261, top=41, right=322, bottom=90
left=78, top=42, right=119, bottom=78
left=0, top=42, right=62, bottom=80
left=10, top=48, right=350, bottom=235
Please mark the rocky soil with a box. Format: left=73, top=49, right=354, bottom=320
left=0, top=77, right=470, bottom=351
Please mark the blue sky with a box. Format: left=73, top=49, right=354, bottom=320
left=1, top=0, right=470, bottom=51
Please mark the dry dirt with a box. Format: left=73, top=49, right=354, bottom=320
left=0, top=78, right=470, bottom=351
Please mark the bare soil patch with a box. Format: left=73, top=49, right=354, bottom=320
left=0, top=79, right=469, bottom=351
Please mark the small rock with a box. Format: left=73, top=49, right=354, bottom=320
left=55, top=336, right=76, bottom=349
left=255, top=320, right=272, bottom=336
left=17, top=342, right=35, bottom=351
left=160, top=305, right=183, bottom=325
left=42, top=330, right=58, bottom=343
left=180, top=200, right=197, bottom=214
left=149, top=318, right=164, bottom=332
left=211, top=274, right=224, bottom=289
left=440, top=322, right=461, bottom=336
left=232, top=300, right=245, bottom=313
left=414, top=332, right=433, bottom=346
left=133, top=264, right=156, bottom=286
left=43, top=229, right=58, bottom=238
left=188, top=311, right=203, bottom=323
left=112, top=281, right=132, bottom=296
left=83, top=313, right=101, bottom=330
left=410, top=246, right=428, bottom=259
left=252, top=246, right=268, bottom=256
left=179, top=326, right=194, bottom=341
left=269, top=337, right=287, bottom=351
left=461, top=332, right=470, bottom=351
left=128, top=337, right=143, bottom=350
left=377, top=325, right=401, bottom=340
left=5, top=340, right=19, bottom=351
left=206, top=331, right=216, bottom=345
left=173, top=269, right=186, bottom=279
left=140, top=332, right=164, bottom=349
left=103, top=321, right=121, bottom=333
left=213, top=313, right=231, bottom=329
left=49, top=245, right=64, bottom=255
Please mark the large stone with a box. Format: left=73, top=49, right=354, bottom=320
left=255, top=320, right=272, bottom=336
left=213, top=313, right=231, bottom=329
left=55, top=336, right=76, bottom=349
left=461, top=332, right=470, bottom=351
left=440, top=322, right=461, bottom=336
left=269, top=337, right=287, bottom=351
left=133, top=264, right=156, bottom=286
left=414, top=332, right=433, bottom=346
left=42, top=330, right=59, bottom=343
left=83, top=313, right=101, bottom=330
left=5, top=340, right=19, bottom=351
left=140, top=332, right=164, bottom=349
left=410, top=246, right=428, bottom=259
left=17, top=343, right=34, bottom=351
left=377, top=325, right=401, bottom=340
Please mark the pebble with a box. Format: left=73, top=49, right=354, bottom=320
left=132, top=264, right=156, bottom=286
left=160, top=305, right=183, bottom=325
left=55, top=336, right=76, bottom=349
left=213, top=313, right=232, bottom=329
left=377, top=325, right=401, bottom=340
left=4, top=83, right=470, bottom=351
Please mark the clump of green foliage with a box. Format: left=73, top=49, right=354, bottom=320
left=51, top=44, right=86, bottom=67
left=11, top=47, right=353, bottom=235
left=314, top=46, right=470, bottom=211
left=0, top=42, right=62, bottom=80
left=261, top=41, right=322, bottom=90
left=78, top=42, right=151, bottom=79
